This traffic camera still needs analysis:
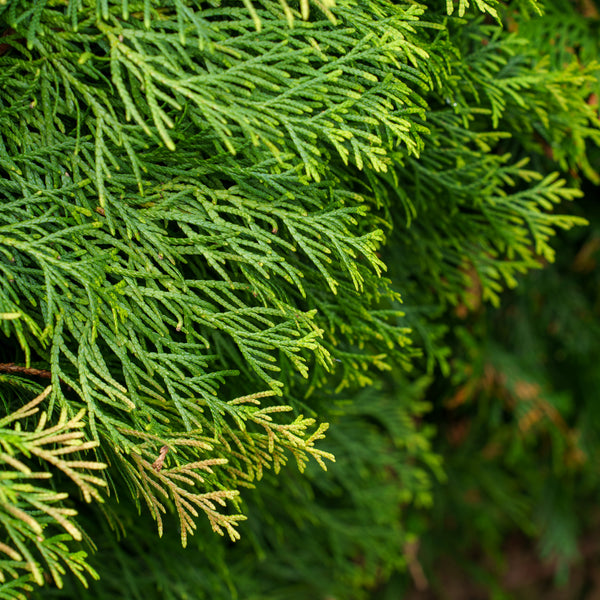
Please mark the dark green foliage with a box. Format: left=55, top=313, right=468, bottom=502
left=1, top=0, right=599, bottom=598
left=412, top=192, right=600, bottom=594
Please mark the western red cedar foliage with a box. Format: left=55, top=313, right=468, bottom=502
left=0, top=0, right=598, bottom=597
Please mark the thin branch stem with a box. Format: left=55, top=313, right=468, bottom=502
left=0, top=363, right=53, bottom=379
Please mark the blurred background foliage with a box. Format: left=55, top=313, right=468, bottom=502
left=399, top=187, right=600, bottom=599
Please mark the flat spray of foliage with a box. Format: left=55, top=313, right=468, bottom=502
left=0, top=0, right=599, bottom=597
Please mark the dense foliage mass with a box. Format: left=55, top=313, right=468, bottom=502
left=0, top=0, right=598, bottom=598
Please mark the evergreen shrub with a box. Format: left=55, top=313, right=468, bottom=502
left=0, top=0, right=599, bottom=597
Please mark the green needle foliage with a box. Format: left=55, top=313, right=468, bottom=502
left=0, top=0, right=599, bottom=597
left=0, top=384, right=105, bottom=593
